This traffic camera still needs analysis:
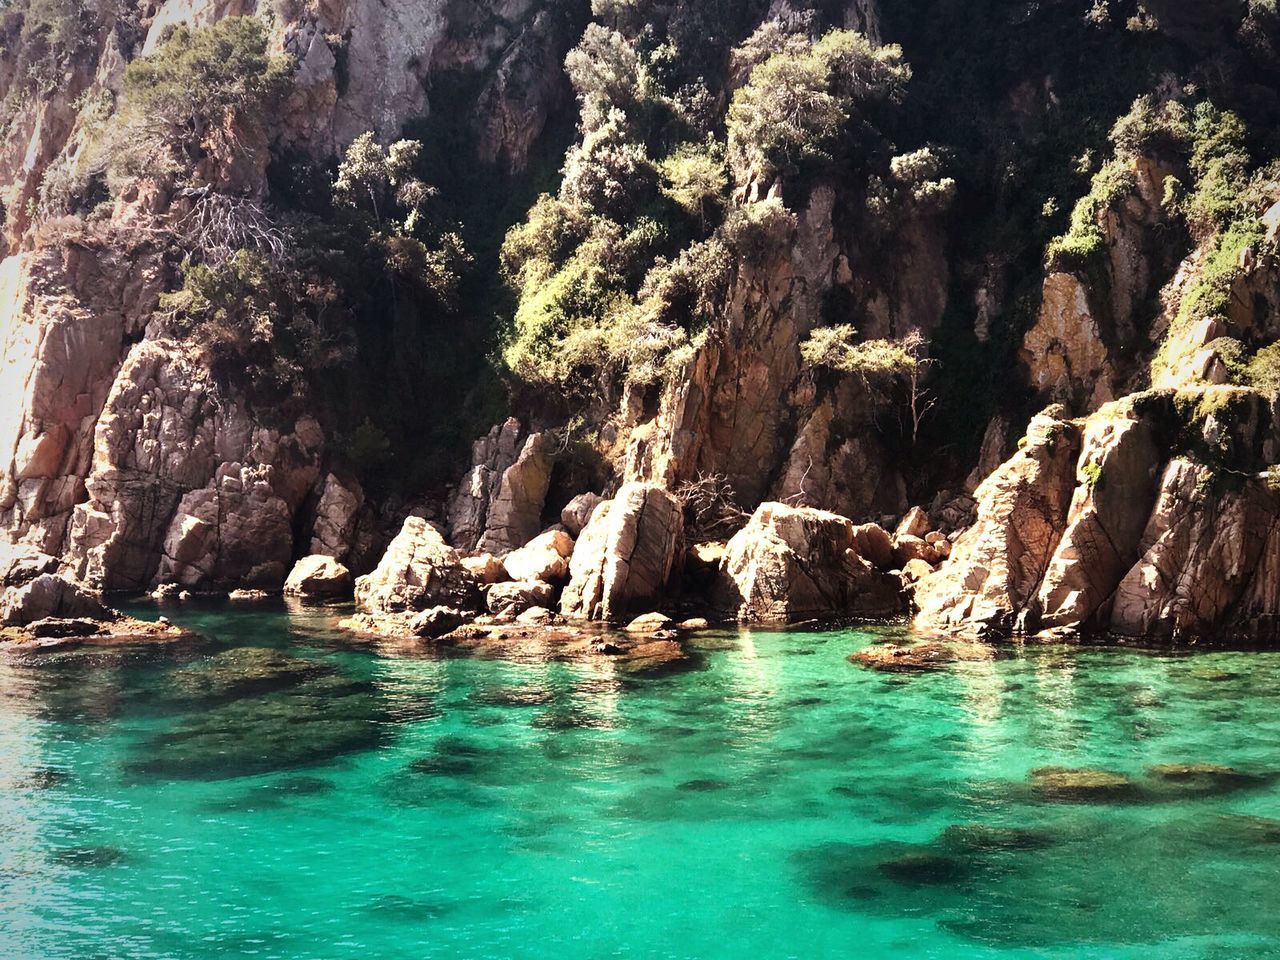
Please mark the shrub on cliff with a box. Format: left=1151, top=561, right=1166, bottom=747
left=726, top=28, right=909, bottom=187
left=100, top=16, right=292, bottom=191
left=158, top=250, right=353, bottom=411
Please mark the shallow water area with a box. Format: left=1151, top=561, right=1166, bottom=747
left=2, top=600, right=1280, bottom=959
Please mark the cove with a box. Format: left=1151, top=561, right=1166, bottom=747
left=2, top=602, right=1280, bottom=960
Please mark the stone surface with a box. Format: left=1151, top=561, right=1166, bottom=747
left=712, top=502, right=901, bottom=623
left=485, top=580, right=554, bottom=615
left=502, top=529, right=574, bottom=584
left=0, top=573, right=113, bottom=626
left=851, top=523, right=895, bottom=571
left=560, top=492, right=604, bottom=537
left=914, top=412, right=1082, bottom=635
left=475, top=431, right=555, bottom=555
left=284, top=555, right=353, bottom=599
left=561, top=483, right=684, bottom=622
left=896, top=507, right=931, bottom=540
left=461, top=554, right=509, bottom=584
left=355, top=517, right=477, bottom=614
left=409, top=606, right=469, bottom=639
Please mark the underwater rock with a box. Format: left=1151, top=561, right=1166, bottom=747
left=849, top=642, right=994, bottom=672
left=170, top=647, right=330, bottom=701
left=51, top=845, right=128, bottom=868
left=1029, top=766, right=1140, bottom=803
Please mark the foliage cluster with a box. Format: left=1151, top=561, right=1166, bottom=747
left=99, top=16, right=293, bottom=192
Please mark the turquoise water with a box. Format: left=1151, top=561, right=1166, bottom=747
left=3, top=604, right=1280, bottom=959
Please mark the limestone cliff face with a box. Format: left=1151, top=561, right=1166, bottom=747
left=915, top=389, right=1280, bottom=643
left=1020, top=158, right=1181, bottom=413
left=0, top=0, right=581, bottom=592
left=621, top=185, right=944, bottom=520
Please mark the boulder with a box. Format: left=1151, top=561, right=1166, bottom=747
left=851, top=523, right=895, bottom=570
left=486, top=579, right=555, bottom=615
left=354, top=517, right=478, bottom=614
left=284, top=555, right=353, bottom=599
left=515, top=605, right=559, bottom=625
left=561, top=483, right=684, bottom=622
left=624, top=612, right=674, bottom=634
left=711, top=503, right=901, bottom=623
left=895, top=506, right=931, bottom=539
left=502, top=529, right=574, bottom=584
left=893, top=535, right=941, bottom=567
left=461, top=553, right=509, bottom=584
left=560, top=492, right=604, bottom=537
left=914, top=412, right=1082, bottom=635
left=410, top=606, right=469, bottom=639
left=308, top=473, right=365, bottom=562
left=476, top=431, right=555, bottom=555
left=900, top=558, right=935, bottom=584
left=1, top=574, right=113, bottom=626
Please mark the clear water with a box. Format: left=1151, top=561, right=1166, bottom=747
left=3, top=603, right=1280, bottom=960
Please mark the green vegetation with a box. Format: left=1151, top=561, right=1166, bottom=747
left=100, top=16, right=293, bottom=191
left=1044, top=160, right=1136, bottom=273
left=158, top=250, right=353, bottom=417
left=726, top=29, right=909, bottom=188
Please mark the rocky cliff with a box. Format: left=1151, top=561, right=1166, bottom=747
left=3, top=0, right=1280, bottom=645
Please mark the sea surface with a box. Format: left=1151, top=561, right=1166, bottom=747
left=2, top=602, right=1280, bottom=959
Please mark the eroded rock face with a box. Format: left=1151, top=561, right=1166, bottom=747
left=61, top=341, right=322, bottom=591
left=1, top=573, right=112, bottom=626
left=355, top=516, right=478, bottom=614
left=1036, top=409, right=1160, bottom=629
left=560, top=483, right=684, bottom=622
left=621, top=186, right=934, bottom=519
left=476, top=431, right=554, bottom=555
left=918, top=389, right=1280, bottom=643
left=914, top=412, right=1083, bottom=635
left=712, top=502, right=900, bottom=623
left=309, top=473, right=365, bottom=563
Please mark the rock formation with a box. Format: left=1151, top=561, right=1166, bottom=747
left=712, top=503, right=901, bottom=623
left=561, top=483, right=684, bottom=622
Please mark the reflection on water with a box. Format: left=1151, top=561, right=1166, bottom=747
left=0, top=601, right=1279, bottom=959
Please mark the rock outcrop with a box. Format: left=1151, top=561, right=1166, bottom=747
left=354, top=516, right=478, bottom=614
left=284, top=555, right=353, bottom=600
left=560, top=483, right=684, bottom=622
left=712, top=503, right=901, bottom=623
left=916, top=389, right=1280, bottom=643
left=914, top=410, right=1083, bottom=635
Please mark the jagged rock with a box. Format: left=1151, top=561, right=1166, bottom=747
left=560, top=492, right=604, bottom=537
left=914, top=412, right=1083, bottom=635
left=228, top=588, right=269, bottom=601
left=1, top=573, right=113, bottom=626
left=1108, top=458, right=1275, bottom=640
left=485, top=580, right=554, bottom=615
left=712, top=502, right=901, bottom=623
left=851, top=523, right=895, bottom=570
left=502, top=529, right=574, bottom=584
left=561, top=483, right=684, bottom=622
left=447, top=418, right=525, bottom=551
left=474, top=431, right=554, bottom=555
left=461, top=554, right=509, bottom=584
left=0, top=543, right=58, bottom=586
left=965, top=416, right=1013, bottom=493
left=410, top=606, right=469, bottom=639
left=284, top=555, right=353, bottom=599
left=355, top=516, right=477, bottom=614
left=1035, top=407, right=1160, bottom=629
left=309, top=473, right=364, bottom=563
left=896, top=507, right=931, bottom=540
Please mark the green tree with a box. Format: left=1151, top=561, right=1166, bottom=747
left=658, top=140, right=728, bottom=229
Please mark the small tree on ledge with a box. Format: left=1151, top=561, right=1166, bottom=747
left=800, top=324, right=936, bottom=443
